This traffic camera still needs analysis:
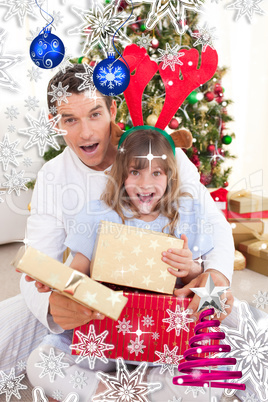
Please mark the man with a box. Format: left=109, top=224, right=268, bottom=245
left=1, top=65, right=234, bottom=376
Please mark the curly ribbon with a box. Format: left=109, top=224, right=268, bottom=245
left=34, top=0, right=55, bottom=35
left=173, top=308, right=246, bottom=390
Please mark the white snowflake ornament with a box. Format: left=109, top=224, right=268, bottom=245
left=69, top=370, right=88, bottom=390
left=48, top=82, right=72, bottom=106
left=7, top=125, right=16, bottom=133
left=27, top=66, right=42, bottom=82
left=0, top=0, right=38, bottom=26
left=0, top=133, right=23, bottom=171
left=5, top=106, right=19, bottom=121
left=163, top=305, right=193, bottom=336
left=35, top=347, right=69, bottom=383
left=116, top=317, right=133, bottom=335
left=227, top=0, right=265, bottom=22
left=141, top=315, right=155, bottom=328
left=158, top=43, right=184, bottom=71
left=92, top=357, right=161, bottom=401
left=70, top=325, right=114, bottom=370
left=0, top=367, right=27, bottom=402
left=213, top=297, right=230, bottom=318
left=154, top=344, right=183, bottom=376
left=23, top=157, right=32, bottom=167
left=152, top=332, right=160, bottom=340
left=137, top=33, right=152, bottom=49
left=16, top=360, right=27, bottom=373
left=75, top=63, right=95, bottom=92
left=19, top=108, right=66, bottom=157
left=192, top=23, right=217, bottom=52
left=184, top=385, right=206, bottom=397
left=52, top=389, right=64, bottom=400
left=52, top=10, right=64, bottom=26
left=0, top=30, right=22, bottom=91
left=2, top=169, right=30, bottom=196
left=253, top=290, right=268, bottom=309
left=128, top=337, right=146, bottom=356
left=68, top=0, right=135, bottom=55
left=24, top=96, right=39, bottom=111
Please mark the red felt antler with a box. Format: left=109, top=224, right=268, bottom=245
left=156, top=47, right=218, bottom=130
left=122, top=44, right=158, bottom=126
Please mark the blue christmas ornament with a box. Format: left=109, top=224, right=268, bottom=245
left=30, top=28, right=65, bottom=69
left=93, top=52, right=130, bottom=96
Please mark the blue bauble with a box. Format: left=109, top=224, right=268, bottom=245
left=93, top=52, right=130, bottom=96
left=30, top=29, right=65, bottom=69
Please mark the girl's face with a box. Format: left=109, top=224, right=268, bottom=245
left=124, top=160, right=168, bottom=218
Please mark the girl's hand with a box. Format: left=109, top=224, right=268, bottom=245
left=161, top=234, right=193, bottom=278
left=24, top=275, right=51, bottom=292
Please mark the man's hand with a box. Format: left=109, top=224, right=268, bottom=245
left=174, top=269, right=234, bottom=322
left=49, top=292, right=104, bottom=330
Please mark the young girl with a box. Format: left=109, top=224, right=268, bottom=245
left=27, top=127, right=213, bottom=401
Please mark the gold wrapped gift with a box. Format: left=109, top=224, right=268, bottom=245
left=239, top=239, right=268, bottom=277
left=90, top=221, right=184, bottom=294
left=234, top=250, right=246, bottom=271
left=229, top=218, right=264, bottom=247
left=12, top=246, right=128, bottom=320
left=228, top=190, right=268, bottom=214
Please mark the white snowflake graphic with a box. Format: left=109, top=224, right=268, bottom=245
left=26, top=26, right=41, bottom=42
left=52, top=389, right=64, bottom=400
left=213, top=297, right=230, bottom=318
left=16, top=360, right=27, bottom=372
left=0, top=190, right=5, bottom=203
left=7, top=125, right=16, bottom=133
left=5, top=106, right=19, bottom=121
left=92, top=357, right=161, bottom=401
left=151, top=332, right=160, bottom=340
left=27, top=66, right=42, bottom=82
left=137, top=33, right=151, bottom=49
left=52, top=10, right=64, bottom=26
left=0, top=29, right=22, bottom=91
left=24, top=96, right=39, bottom=111
left=2, top=169, right=30, bottom=196
left=68, top=0, right=135, bottom=54
left=141, top=315, right=155, bottom=328
left=19, top=108, right=66, bottom=157
left=57, top=51, right=73, bottom=73
left=253, top=290, right=268, bottom=309
left=49, top=105, right=58, bottom=115
left=126, top=0, right=203, bottom=35
left=0, top=367, right=27, bottom=402
left=158, top=43, right=184, bottom=71
left=184, top=386, right=206, bottom=397
left=48, top=82, right=72, bottom=106
left=69, top=370, right=88, bottom=390
left=241, top=392, right=259, bottom=402
left=96, top=64, right=126, bottom=93
left=75, top=63, right=95, bottom=92
left=227, top=0, right=265, bottom=22
left=154, top=344, right=183, bottom=376
left=220, top=301, right=268, bottom=401
left=35, top=347, right=69, bottom=383
left=192, top=23, right=217, bottom=52
left=70, top=325, right=114, bottom=370
left=127, top=337, right=146, bottom=357
left=23, top=157, right=32, bottom=167
left=116, top=317, right=133, bottom=335
left=0, top=133, right=23, bottom=171
left=0, top=0, right=38, bottom=26
left=163, top=306, right=193, bottom=336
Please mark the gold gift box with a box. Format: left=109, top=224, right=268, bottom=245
left=12, top=246, right=128, bottom=320
left=228, top=191, right=268, bottom=214
left=229, top=218, right=264, bottom=247
left=239, top=239, right=268, bottom=277
left=90, top=221, right=184, bottom=294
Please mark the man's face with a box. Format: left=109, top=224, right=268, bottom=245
left=52, top=92, right=117, bottom=170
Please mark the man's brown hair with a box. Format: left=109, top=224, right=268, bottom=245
left=47, top=64, right=113, bottom=114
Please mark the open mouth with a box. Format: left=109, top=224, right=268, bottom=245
left=80, top=143, right=99, bottom=154
left=137, top=193, right=154, bottom=203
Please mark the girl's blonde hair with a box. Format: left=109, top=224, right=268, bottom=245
left=101, top=129, right=181, bottom=235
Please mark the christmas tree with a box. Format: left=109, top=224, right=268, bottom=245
left=40, top=0, right=236, bottom=189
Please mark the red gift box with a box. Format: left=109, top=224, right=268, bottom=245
left=227, top=210, right=268, bottom=219
left=210, top=188, right=228, bottom=219
left=71, top=292, right=197, bottom=365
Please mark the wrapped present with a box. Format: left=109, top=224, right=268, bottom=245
left=90, top=221, right=184, bottom=294
left=239, top=238, right=268, bottom=276
left=209, top=188, right=228, bottom=218
left=72, top=292, right=199, bottom=364
left=234, top=250, right=246, bottom=271
left=229, top=218, right=264, bottom=247
left=228, top=190, right=268, bottom=218
left=12, top=246, right=128, bottom=320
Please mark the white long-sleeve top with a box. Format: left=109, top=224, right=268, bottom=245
left=20, top=146, right=234, bottom=333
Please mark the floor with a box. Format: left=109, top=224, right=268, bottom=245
left=1, top=242, right=268, bottom=401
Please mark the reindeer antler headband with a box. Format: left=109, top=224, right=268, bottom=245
left=111, top=44, right=218, bottom=152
